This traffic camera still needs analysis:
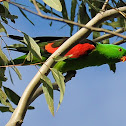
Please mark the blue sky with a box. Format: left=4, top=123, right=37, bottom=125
left=0, top=1, right=126, bottom=126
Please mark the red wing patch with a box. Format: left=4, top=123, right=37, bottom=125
left=45, top=43, right=95, bottom=58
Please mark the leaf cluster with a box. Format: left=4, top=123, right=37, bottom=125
left=0, top=0, right=126, bottom=116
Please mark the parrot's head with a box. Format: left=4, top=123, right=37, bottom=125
left=96, top=43, right=126, bottom=63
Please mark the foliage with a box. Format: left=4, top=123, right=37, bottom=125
left=0, top=0, right=126, bottom=124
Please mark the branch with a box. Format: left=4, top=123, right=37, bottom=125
left=32, top=0, right=41, bottom=15
left=6, top=3, right=126, bottom=126
left=29, top=71, right=76, bottom=105
left=9, top=1, right=126, bottom=39
left=93, top=28, right=126, bottom=42
left=113, top=39, right=126, bottom=45
left=102, top=0, right=109, bottom=11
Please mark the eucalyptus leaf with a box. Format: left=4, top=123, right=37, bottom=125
left=41, top=74, right=54, bottom=116
left=3, top=86, right=20, bottom=105
left=0, top=106, right=13, bottom=113
left=43, top=0, right=62, bottom=12
left=0, top=46, right=8, bottom=64
left=11, top=66, right=22, bottom=80
left=30, top=0, right=62, bottom=18
left=3, top=86, right=34, bottom=110
left=23, top=33, right=42, bottom=61
left=0, top=88, right=14, bottom=112
left=70, top=0, right=77, bottom=35
left=0, top=23, right=7, bottom=35
left=51, top=68, right=65, bottom=111
left=60, top=0, right=69, bottom=19
left=18, top=8, right=34, bottom=25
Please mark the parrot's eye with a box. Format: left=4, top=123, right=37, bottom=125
left=119, top=48, right=122, bottom=51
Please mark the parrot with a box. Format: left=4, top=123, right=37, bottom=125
left=7, top=35, right=126, bottom=73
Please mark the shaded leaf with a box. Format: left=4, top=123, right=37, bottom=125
left=70, top=0, right=77, bottom=35
left=23, top=33, right=42, bottom=61
left=3, top=1, right=9, bottom=10
left=30, top=0, right=62, bottom=18
left=27, top=51, right=33, bottom=61
left=3, top=86, right=20, bottom=105
left=0, top=4, right=18, bottom=21
left=0, top=46, right=8, bottom=64
left=18, top=8, right=34, bottom=25
left=54, top=55, right=72, bottom=61
left=43, top=0, right=62, bottom=12
left=11, top=66, right=22, bottom=80
left=93, top=31, right=100, bottom=39
left=51, top=68, right=65, bottom=111
left=41, top=75, right=54, bottom=116
left=3, top=86, right=35, bottom=110
left=0, top=23, right=7, bottom=34
left=0, top=88, right=14, bottom=112
left=78, top=2, right=90, bottom=26
left=87, top=0, right=102, bottom=18
left=0, top=106, right=13, bottom=113
left=60, top=0, right=69, bottom=19
left=8, top=68, right=14, bottom=84
left=102, top=39, right=109, bottom=44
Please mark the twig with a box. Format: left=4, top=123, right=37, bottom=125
left=29, top=70, right=76, bottom=105
left=32, top=0, right=42, bottom=15
left=93, top=28, right=126, bottom=42
left=8, top=1, right=126, bottom=39
left=6, top=4, right=126, bottom=126
left=113, top=39, right=126, bottom=45
left=102, top=0, right=109, bottom=11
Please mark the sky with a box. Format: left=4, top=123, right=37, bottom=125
left=1, top=1, right=126, bottom=126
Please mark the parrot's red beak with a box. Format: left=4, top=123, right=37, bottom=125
left=120, top=56, right=126, bottom=62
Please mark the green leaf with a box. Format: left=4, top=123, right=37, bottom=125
left=3, top=86, right=35, bottom=110
left=11, top=66, right=22, bottom=80
left=23, top=33, right=42, bottom=61
left=30, top=0, right=62, bottom=18
left=54, top=55, right=72, bottom=62
left=102, top=39, right=109, bottom=44
left=51, top=68, right=65, bottom=111
left=43, top=0, right=62, bottom=12
left=3, top=1, right=9, bottom=10
left=78, top=2, right=90, bottom=25
left=41, top=75, right=54, bottom=116
left=0, top=88, right=14, bottom=112
left=8, top=68, right=14, bottom=84
left=93, top=31, right=100, bottom=39
left=70, top=0, right=77, bottom=35
left=26, top=51, right=33, bottom=61
left=18, top=8, right=34, bottom=25
left=60, top=0, right=69, bottom=19
left=3, top=86, right=20, bottom=105
left=0, top=106, right=13, bottom=113
left=0, top=46, right=8, bottom=64
left=0, top=4, right=18, bottom=21
left=0, top=23, right=7, bottom=34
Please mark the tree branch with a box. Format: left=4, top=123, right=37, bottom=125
left=9, top=1, right=126, bottom=39
left=6, top=3, right=126, bottom=126
left=102, top=0, right=109, bottom=11
left=29, top=71, right=76, bottom=105
left=93, top=28, right=126, bottom=42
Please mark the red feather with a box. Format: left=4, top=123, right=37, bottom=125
left=45, top=43, right=95, bottom=58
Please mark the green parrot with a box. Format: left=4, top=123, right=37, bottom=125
left=8, top=35, right=126, bottom=73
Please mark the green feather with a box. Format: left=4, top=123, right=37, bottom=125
left=53, top=43, right=126, bottom=72
left=8, top=35, right=126, bottom=73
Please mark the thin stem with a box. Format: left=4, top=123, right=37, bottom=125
left=102, top=0, right=109, bottom=11
left=9, top=1, right=126, bottom=39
